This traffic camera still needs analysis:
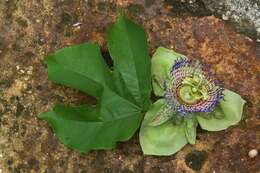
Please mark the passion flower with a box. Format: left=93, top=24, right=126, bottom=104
left=140, top=47, right=245, bottom=156
left=164, top=58, right=224, bottom=115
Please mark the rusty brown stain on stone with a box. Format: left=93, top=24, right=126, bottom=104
left=0, top=0, right=259, bottom=173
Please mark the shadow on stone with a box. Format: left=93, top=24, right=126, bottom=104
left=185, top=150, right=208, bottom=171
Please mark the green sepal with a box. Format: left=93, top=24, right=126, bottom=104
left=197, top=89, right=246, bottom=131
left=139, top=99, right=187, bottom=156
left=149, top=104, right=173, bottom=126
left=211, top=106, right=225, bottom=119
left=151, top=47, right=186, bottom=96
left=184, top=115, right=198, bottom=145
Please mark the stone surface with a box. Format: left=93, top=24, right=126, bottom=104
left=185, top=150, right=208, bottom=171
left=0, top=0, right=259, bottom=173
left=165, top=0, right=260, bottom=42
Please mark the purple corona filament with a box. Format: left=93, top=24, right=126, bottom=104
left=164, top=58, right=224, bottom=115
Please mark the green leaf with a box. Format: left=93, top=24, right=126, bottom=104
left=151, top=47, right=186, bottom=96
left=40, top=44, right=142, bottom=152
left=45, top=43, right=113, bottom=98
left=139, top=99, right=187, bottom=155
left=39, top=92, right=142, bottom=152
left=107, top=12, right=151, bottom=110
left=184, top=115, right=198, bottom=144
left=197, top=89, right=246, bottom=131
left=40, top=13, right=152, bottom=152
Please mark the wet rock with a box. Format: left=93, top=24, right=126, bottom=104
left=145, top=0, right=155, bottom=8
left=97, top=2, right=117, bottom=12
left=202, top=0, right=260, bottom=42
left=165, top=0, right=211, bottom=16
left=165, top=0, right=260, bottom=41
left=185, top=150, right=208, bottom=171
left=127, top=4, right=145, bottom=16
left=56, top=12, right=77, bottom=35
left=15, top=101, right=24, bottom=117
left=0, top=36, right=5, bottom=50
left=15, top=17, right=28, bottom=28
left=27, top=157, right=39, bottom=170
left=0, top=1, right=259, bottom=172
